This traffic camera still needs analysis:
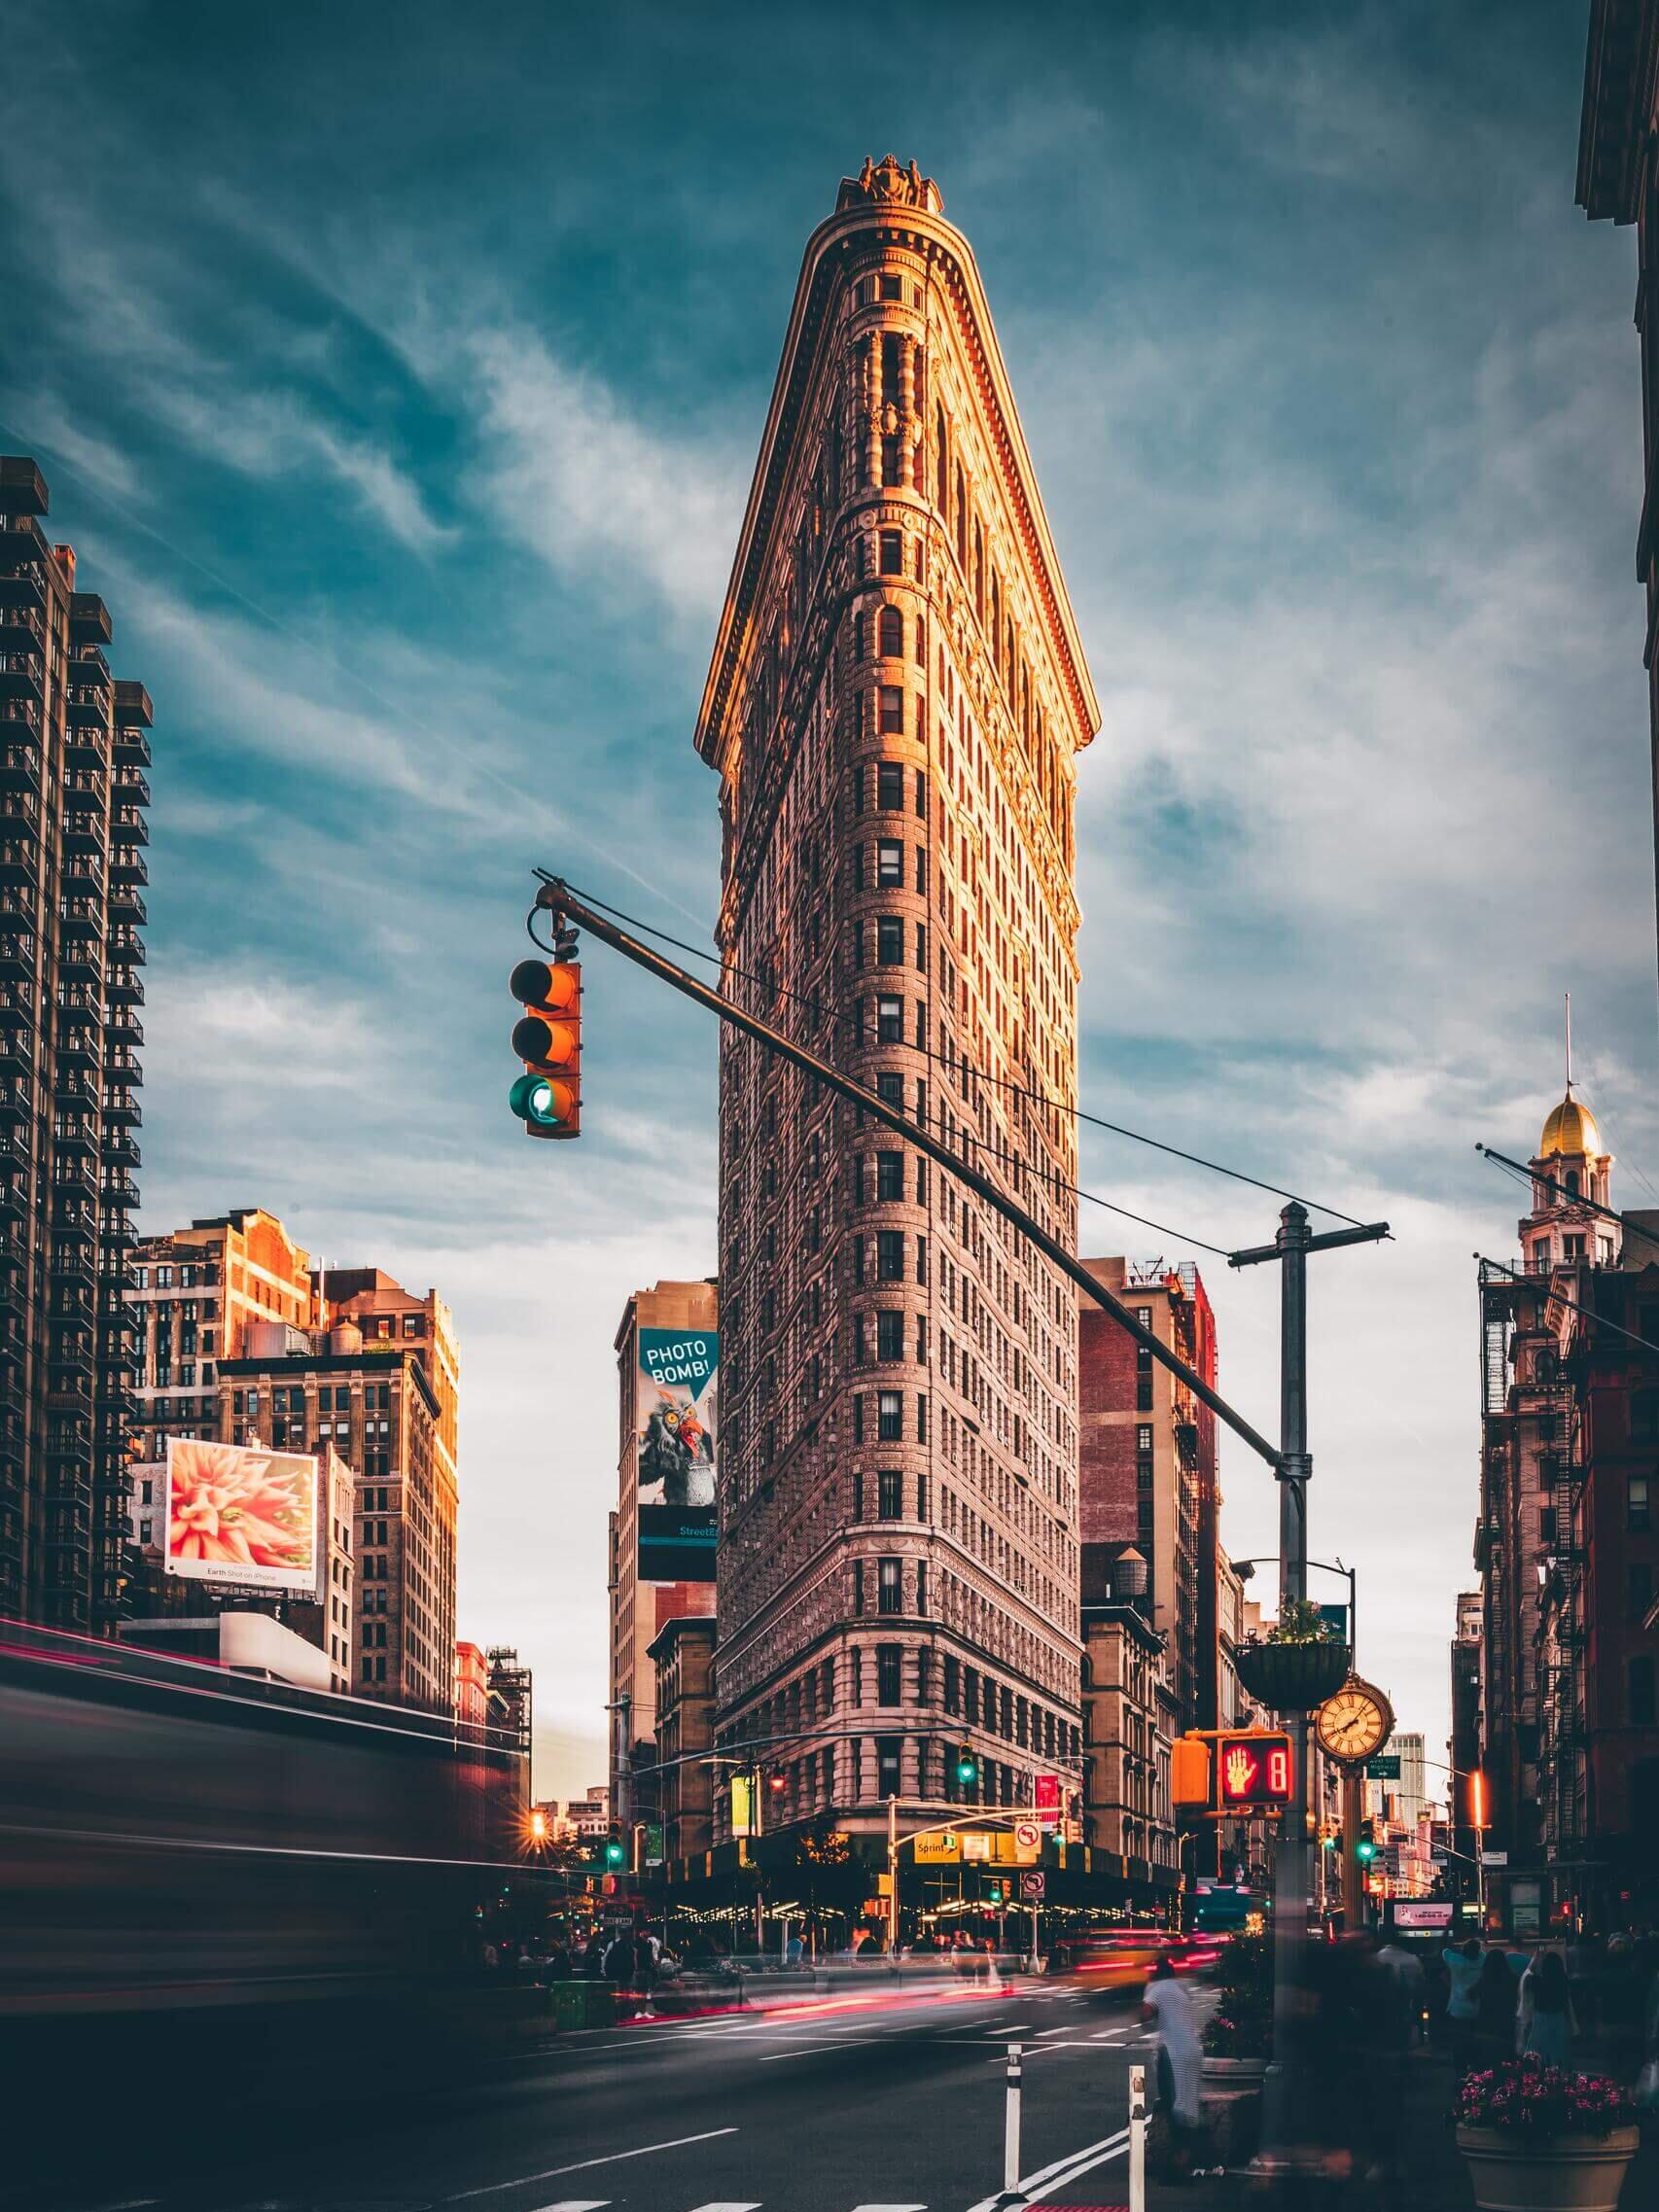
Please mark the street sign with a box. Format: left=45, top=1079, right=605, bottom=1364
left=1034, top=1773, right=1062, bottom=1827
left=1317, top=1602, right=1349, bottom=1642
left=1019, top=1871, right=1045, bottom=1901
left=1365, top=1755, right=1401, bottom=1779
left=1481, top=1849, right=1508, bottom=1867
left=1013, top=1819, right=1041, bottom=1863
left=962, top=1830, right=994, bottom=1863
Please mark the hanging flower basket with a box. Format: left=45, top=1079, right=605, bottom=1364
left=1235, top=1637, right=1351, bottom=1711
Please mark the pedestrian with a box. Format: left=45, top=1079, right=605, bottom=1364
left=603, top=1928, right=635, bottom=1989
left=1443, top=1937, right=1484, bottom=2068
left=1360, top=1935, right=1422, bottom=2187
left=1142, top=1955, right=1204, bottom=2180
left=786, top=1929, right=804, bottom=1967
left=1518, top=1951, right=1576, bottom=2069
left=1472, top=1945, right=1521, bottom=2067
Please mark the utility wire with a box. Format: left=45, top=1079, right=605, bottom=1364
left=525, top=907, right=1231, bottom=1256
left=1477, top=1142, right=1659, bottom=1253
left=549, top=876, right=1370, bottom=1230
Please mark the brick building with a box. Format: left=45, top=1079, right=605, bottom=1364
left=1077, top=1258, right=1218, bottom=1734
left=651, top=1611, right=718, bottom=1867
left=1080, top=1572, right=1178, bottom=1882
left=1535, top=1232, right=1659, bottom=1927
left=608, top=1279, right=718, bottom=1829
left=1477, top=1071, right=1623, bottom=1928
left=696, top=158, right=1098, bottom=1851
left=1, top=457, right=150, bottom=1635
left=128, top=1208, right=458, bottom=1715
left=1450, top=1588, right=1484, bottom=1868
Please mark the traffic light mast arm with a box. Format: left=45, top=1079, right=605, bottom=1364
left=532, top=874, right=1283, bottom=1472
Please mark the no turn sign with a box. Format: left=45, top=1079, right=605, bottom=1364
left=1019, top=1870, right=1046, bottom=1901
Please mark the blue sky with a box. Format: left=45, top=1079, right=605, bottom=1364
left=3, top=0, right=1651, bottom=1797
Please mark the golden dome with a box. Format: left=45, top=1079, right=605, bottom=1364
left=1539, top=1091, right=1602, bottom=1159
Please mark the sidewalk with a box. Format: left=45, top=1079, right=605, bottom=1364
left=1033, top=2043, right=1658, bottom=2210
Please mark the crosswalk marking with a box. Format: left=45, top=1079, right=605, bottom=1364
left=848, top=2203, right=929, bottom=2210
left=527, top=2200, right=611, bottom=2210
left=686, top=2202, right=763, bottom=2210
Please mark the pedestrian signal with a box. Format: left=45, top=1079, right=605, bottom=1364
left=510, top=957, right=581, bottom=1140
left=1216, top=1731, right=1293, bottom=1808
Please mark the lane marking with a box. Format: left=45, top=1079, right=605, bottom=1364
left=961, top=2124, right=1129, bottom=2212
left=446, top=2126, right=739, bottom=2199
left=849, top=2204, right=929, bottom=2210
left=527, top=2201, right=611, bottom=2210
left=1036, top=2025, right=1072, bottom=2038
left=758, top=2034, right=892, bottom=2061
left=685, top=2203, right=762, bottom=2210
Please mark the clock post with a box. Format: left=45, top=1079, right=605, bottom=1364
left=1231, top=1202, right=1390, bottom=2181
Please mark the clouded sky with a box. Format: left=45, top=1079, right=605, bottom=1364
left=4, top=0, right=1651, bottom=1797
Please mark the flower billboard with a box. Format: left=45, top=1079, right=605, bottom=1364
left=164, top=1437, right=321, bottom=1596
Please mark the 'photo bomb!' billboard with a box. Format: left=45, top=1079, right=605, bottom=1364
left=636, top=1327, right=718, bottom=1583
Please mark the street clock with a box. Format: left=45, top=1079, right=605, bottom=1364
left=1314, top=1678, right=1394, bottom=1767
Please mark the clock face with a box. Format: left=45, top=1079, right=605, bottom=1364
left=1315, top=1680, right=1393, bottom=1764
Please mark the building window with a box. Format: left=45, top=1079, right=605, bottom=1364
left=1136, top=1423, right=1153, bottom=1456
left=1136, top=1377, right=1153, bottom=1413
left=877, top=1734, right=901, bottom=1796
left=880, top=531, right=903, bottom=575
left=877, top=914, right=903, bottom=965
left=878, top=1557, right=902, bottom=1615
left=1138, top=1498, right=1153, bottom=1535
left=876, top=1309, right=904, bottom=1361
left=878, top=607, right=903, bottom=659
left=879, top=686, right=904, bottom=734
left=1627, top=1563, right=1653, bottom=1623
left=1137, top=1461, right=1153, bottom=1492
left=877, top=995, right=902, bottom=1043
left=1632, top=1657, right=1657, bottom=1728
left=878, top=1468, right=902, bottom=1519
left=1630, top=1476, right=1651, bottom=1533
left=877, top=1644, right=901, bottom=1704
left=877, top=1151, right=904, bottom=1201
left=877, top=839, right=903, bottom=886
left=878, top=1388, right=902, bottom=1441
left=877, top=1231, right=904, bottom=1281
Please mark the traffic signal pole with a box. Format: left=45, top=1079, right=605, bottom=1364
left=531, top=875, right=1285, bottom=1471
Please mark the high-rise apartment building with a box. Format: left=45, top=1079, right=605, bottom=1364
left=1578, top=3, right=1659, bottom=992
left=127, top=1207, right=459, bottom=1713
left=1, top=458, right=150, bottom=1634
left=696, top=158, right=1098, bottom=1843
left=608, top=1279, right=719, bottom=1825
left=1077, top=1259, right=1218, bottom=1733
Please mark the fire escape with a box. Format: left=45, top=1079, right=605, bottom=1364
left=1536, top=1379, right=1586, bottom=1883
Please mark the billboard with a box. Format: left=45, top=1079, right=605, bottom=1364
left=636, top=1325, right=718, bottom=1583
left=1392, top=1901, right=1454, bottom=1932
left=164, top=1437, right=321, bottom=1597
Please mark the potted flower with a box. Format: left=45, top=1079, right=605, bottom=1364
left=1455, top=2057, right=1638, bottom=2212
left=1234, top=1598, right=1350, bottom=1711
left=1201, top=1929, right=1271, bottom=2082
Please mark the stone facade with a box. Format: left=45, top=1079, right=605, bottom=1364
left=696, top=161, right=1099, bottom=1842
left=1081, top=1599, right=1177, bottom=1873
left=651, top=1611, right=717, bottom=1865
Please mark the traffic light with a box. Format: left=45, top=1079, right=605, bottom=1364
left=767, top=1771, right=787, bottom=1798
left=1356, top=1821, right=1377, bottom=1865
left=1320, top=1824, right=1339, bottom=1852
left=529, top=1808, right=548, bottom=1844
left=955, top=1745, right=979, bottom=1787
left=510, top=953, right=581, bottom=1140
left=603, top=1825, right=627, bottom=1870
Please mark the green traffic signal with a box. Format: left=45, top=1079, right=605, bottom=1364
left=1356, top=1831, right=1377, bottom=1864
left=604, top=1835, right=626, bottom=1869
left=955, top=1746, right=978, bottom=1785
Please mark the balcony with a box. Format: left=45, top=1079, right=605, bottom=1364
left=105, top=1005, right=142, bottom=1044
left=0, top=740, right=40, bottom=785
left=108, top=886, right=146, bottom=926
left=107, top=928, right=144, bottom=964
left=0, top=930, right=37, bottom=979
left=106, top=968, right=143, bottom=1006
left=0, top=788, right=40, bottom=838
left=109, top=847, right=148, bottom=888
left=114, top=767, right=150, bottom=805
left=60, top=850, right=104, bottom=897
left=101, top=1091, right=140, bottom=1126
left=113, top=723, right=151, bottom=767
left=101, top=1128, right=139, bottom=1169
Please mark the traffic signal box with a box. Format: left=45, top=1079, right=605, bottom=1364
left=603, top=1825, right=627, bottom=1870
left=510, top=956, right=582, bottom=1140
left=1170, top=1729, right=1295, bottom=1816
left=955, top=1746, right=979, bottom=1787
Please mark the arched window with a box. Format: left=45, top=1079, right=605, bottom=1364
left=879, top=605, right=903, bottom=658
left=1564, top=1170, right=1580, bottom=1198
left=935, top=403, right=948, bottom=510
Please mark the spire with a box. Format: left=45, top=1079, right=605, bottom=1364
left=1565, top=991, right=1573, bottom=1095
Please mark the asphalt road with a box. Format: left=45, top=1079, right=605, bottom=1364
left=43, top=1979, right=1171, bottom=2212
